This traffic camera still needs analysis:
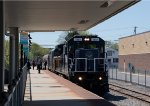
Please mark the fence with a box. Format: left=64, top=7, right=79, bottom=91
left=108, top=66, right=150, bottom=88
left=1, top=65, right=28, bottom=106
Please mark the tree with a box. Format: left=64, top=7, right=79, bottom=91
left=28, top=43, right=50, bottom=60
left=5, top=40, right=9, bottom=69
left=57, top=30, right=92, bottom=44
left=105, top=41, right=118, bottom=50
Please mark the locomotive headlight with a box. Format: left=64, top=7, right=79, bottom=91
left=99, top=77, right=102, bottom=80
left=84, top=38, right=90, bottom=41
left=78, top=77, right=83, bottom=81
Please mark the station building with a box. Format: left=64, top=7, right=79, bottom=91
left=118, top=31, right=150, bottom=72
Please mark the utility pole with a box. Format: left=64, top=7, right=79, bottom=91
left=134, top=26, right=138, bottom=35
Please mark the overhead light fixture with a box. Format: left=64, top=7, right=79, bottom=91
left=5, top=30, right=10, bottom=36
left=100, top=1, right=114, bottom=8
left=78, top=20, right=89, bottom=24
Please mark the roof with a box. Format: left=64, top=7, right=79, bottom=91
left=119, top=30, right=150, bottom=40
left=4, top=0, right=139, bottom=32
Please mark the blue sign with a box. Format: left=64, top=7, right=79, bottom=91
left=23, top=44, right=29, bottom=56
left=20, top=34, right=28, bottom=44
left=20, top=32, right=29, bottom=56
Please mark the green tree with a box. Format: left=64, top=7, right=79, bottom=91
left=57, top=31, right=92, bottom=44
left=5, top=40, right=9, bottom=69
left=28, top=43, right=50, bottom=60
left=105, top=40, right=118, bottom=50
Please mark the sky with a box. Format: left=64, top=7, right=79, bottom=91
left=30, top=0, right=150, bottom=48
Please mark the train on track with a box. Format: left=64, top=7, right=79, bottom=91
left=46, top=35, right=109, bottom=95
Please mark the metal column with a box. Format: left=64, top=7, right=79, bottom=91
left=15, top=28, right=19, bottom=76
left=9, top=27, right=19, bottom=79
left=0, top=0, right=4, bottom=93
left=20, top=44, right=23, bottom=69
left=9, top=35, right=16, bottom=82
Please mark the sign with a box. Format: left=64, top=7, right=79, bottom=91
left=74, top=38, right=82, bottom=41
left=20, top=31, right=29, bottom=56
left=20, top=31, right=28, bottom=44
left=23, top=44, right=29, bottom=56
left=91, top=38, right=99, bottom=41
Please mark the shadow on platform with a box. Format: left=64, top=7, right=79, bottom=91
left=23, top=99, right=115, bottom=106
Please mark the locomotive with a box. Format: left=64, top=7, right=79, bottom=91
left=48, top=35, right=109, bottom=95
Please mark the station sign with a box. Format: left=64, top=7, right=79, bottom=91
left=20, top=31, right=29, bottom=56
left=23, top=44, right=29, bottom=56
left=20, top=31, right=28, bottom=44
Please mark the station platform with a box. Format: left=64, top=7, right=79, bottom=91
left=23, top=69, right=115, bottom=106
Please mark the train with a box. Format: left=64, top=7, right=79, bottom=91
left=47, top=35, right=109, bottom=95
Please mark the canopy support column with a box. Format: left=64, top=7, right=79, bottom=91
left=0, top=1, right=5, bottom=93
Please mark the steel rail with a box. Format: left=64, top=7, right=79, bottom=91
left=109, top=83, right=150, bottom=104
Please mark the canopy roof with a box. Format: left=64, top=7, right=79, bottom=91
left=4, top=0, right=139, bottom=32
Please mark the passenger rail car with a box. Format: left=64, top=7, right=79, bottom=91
left=48, top=35, right=109, bottom=95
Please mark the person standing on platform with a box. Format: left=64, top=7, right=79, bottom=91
left=32, top=60, right=36, bottom=70
left=37, top=57, right=42, bottom=74
left=44, top=61, right=47, bottom=70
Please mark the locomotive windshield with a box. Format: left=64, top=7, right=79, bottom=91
left=76, top=43, right=97, bottom=49
left=68, top=41, right=104, bottom=54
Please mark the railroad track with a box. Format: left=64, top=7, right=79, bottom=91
left=109, top=83, right=150, bottom=103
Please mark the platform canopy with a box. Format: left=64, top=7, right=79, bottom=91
left=4, top=0, right=139, bottom=32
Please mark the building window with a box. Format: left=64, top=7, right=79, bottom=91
left=132, top=44, right=134, bottom=48
left=107, top=51, right=112, bottom=56
left=145, top=41, right=148, bottom=46
left=108, top=59, right=111, bottom=63
left=113, top=58, right=118, bottom=63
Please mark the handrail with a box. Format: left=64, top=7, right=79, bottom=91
left=1, top=64, right=28, bottom=106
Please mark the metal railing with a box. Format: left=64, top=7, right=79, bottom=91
left=108, top=66, right=150, bottom=88
left=1, top=65, right=28, bottom=106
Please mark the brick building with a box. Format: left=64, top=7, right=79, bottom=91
left=119, top=31, right=150, bottom=72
